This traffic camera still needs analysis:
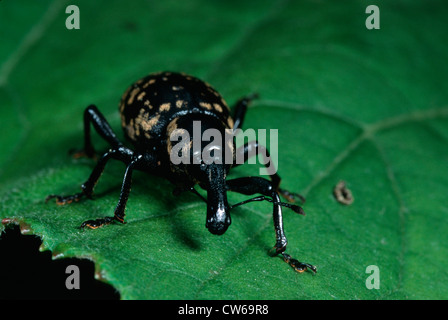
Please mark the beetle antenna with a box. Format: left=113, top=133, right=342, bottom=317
left=189, top=187, right=208, bottom=204
left=231, top=196, right=305, bottom=215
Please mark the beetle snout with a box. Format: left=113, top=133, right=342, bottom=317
left=206, top=205, right=231, bottom=235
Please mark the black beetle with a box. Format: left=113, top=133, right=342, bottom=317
left=47, top=71, right=316, bottom=273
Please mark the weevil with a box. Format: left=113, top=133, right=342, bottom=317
left=47, top=71, right=316, bottom=273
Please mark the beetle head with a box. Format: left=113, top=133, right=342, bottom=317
left=167, top=114, right=234, bottom=234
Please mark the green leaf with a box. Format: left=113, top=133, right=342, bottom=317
left=1, top=0, right=448, bottom=299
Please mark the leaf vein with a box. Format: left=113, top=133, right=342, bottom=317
left=0, top=0, right=69, bottom=87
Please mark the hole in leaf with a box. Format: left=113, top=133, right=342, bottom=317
left=0, top=225, right=120, bottom=300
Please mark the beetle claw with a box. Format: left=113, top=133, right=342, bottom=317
left=69, top=148, right=98, bottom=160
left=278, top=188, right=306, bottom=204
left=80, top=216, right=117, bottom=229
left=281, top=253, right=317, bottom=274
left=45, top=193, right=84, bottom=205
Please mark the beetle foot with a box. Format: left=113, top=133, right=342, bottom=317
left=46, top=192, right=84, bottom=205
left=80, top=216, right=119, bottom=229
left=69, top=148, right=98, bottom=160
left=278, top=188, right=306, bottom=204
left=281, top=252, right=317, bottom=274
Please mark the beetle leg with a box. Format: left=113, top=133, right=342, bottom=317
left=71, top=104, right=123, bottom=159
left=46, top=147, right=133, bottom=205
left=232, top=140, right=305, bottom=203
left=231, top=94, right=303, bottom=202
left=226, top=176, right=316, bottom=273
left=80, top=155, right=142, bottom=229
left=232, top=93, right=259, bottom=130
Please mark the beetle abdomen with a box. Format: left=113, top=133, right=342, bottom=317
left=119, top=72, right=234, bottom=148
